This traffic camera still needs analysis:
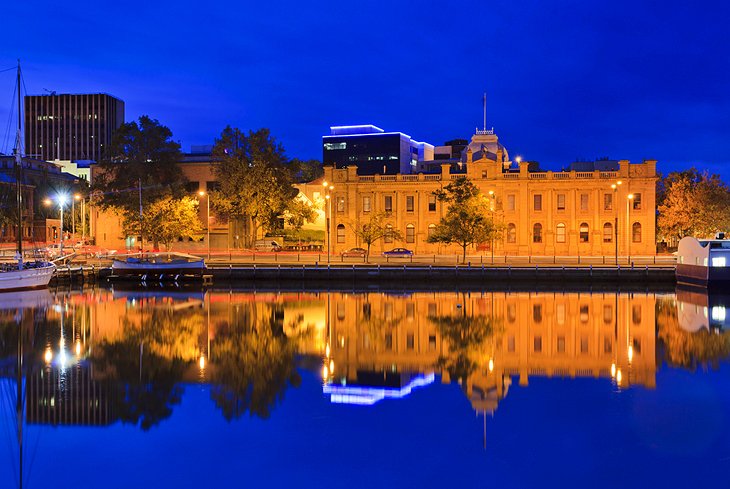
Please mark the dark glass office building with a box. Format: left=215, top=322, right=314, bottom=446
left=25, top=93, right=125, bottom=162
left=322, top=125, right=433, bottom=175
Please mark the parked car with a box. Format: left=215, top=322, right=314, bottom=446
left=341, top=247, right=367, bottom=258
left=254, top=239, right=282, bottom=252
left=383, top=247, right=413, bottom=257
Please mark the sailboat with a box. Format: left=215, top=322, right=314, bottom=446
left=0, top=61, right=55, bottom=292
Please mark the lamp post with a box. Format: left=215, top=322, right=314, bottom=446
left=627, top=194, right=634, bottom=264
left=45, top=194, right=69, bottom=256
left=611, top=181, right=622, bottom=265
left=488, top=190, right=495, bottom=265
left=198, top=190, right=210, bottom=259
left=322, top=181, right=334, bottom=263
left=72, top=193, right=81, bottom=239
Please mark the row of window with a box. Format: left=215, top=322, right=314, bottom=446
left=340, top=195, right=438, bottom=213
left=521, top=303, right=643, bottom=325
left=530, top=193, right=642, bottom=212
left=501, top=335, right=641, bottom=356
left=505, top=222, right=642, bottom=244
left=336, top=223, right=429, bottom=243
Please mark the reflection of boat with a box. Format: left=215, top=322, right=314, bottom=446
left=676, top=236, right=730, bottom=287
left=111, top=288, right=205, bottom=309
left=111, top=252, right=206, bottom=281
left=0, top=289, right=53, bottom=310
left=0, top=63, right=55, bottom=292
left=676, top=286, right=730, bottom=332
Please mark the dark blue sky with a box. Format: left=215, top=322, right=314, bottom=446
left=2, top=0, right=729, bottom=177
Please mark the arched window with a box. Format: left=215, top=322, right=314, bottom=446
left=533, top=223, right=542, bottom=243
left=384, top=224, right=394, bottom=243
left=603, top=222, right=613, bottom=243
left=406, top=224, right=415, bottom=243
left=428, top=223, right=436, bottom=238
left=556, top=223, right=566, bottom=243
left=507, top=223, right=516, bottom=243
left=336, top=224, right=345, bottom=243
left=579, top=223, right=589, bottom=243
left=632, top=222, right=642, bottom=243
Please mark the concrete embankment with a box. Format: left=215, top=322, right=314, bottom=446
left=208, top=264, right=676, bottom=287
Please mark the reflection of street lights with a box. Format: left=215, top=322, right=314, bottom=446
left=322, top=181, right=334, bottom=263
left=611, top=181, right=622, bottom=265
left=198, top=190, right=210, bottom=259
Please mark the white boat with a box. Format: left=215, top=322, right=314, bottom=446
left=676, top=235, right=730, bottom=287
left=111, top=252, right=206, bottom=280
left=0, top=62, right=55, bottom=292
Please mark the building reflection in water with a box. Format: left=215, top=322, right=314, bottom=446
left=1, top=287, right=729, bottom=431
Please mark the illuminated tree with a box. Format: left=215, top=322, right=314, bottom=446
left=351, top=212, right=404, bottom=260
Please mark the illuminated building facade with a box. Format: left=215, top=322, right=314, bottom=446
left=25, top=93, right=125, bottom=162
left=324, top=128, right=658, bottom=256
left=323, top=125, right=434, bottom=175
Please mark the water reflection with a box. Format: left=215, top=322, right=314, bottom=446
left=1, top=287, right=729, bottom=432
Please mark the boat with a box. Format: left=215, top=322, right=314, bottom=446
left=0, top=62, right=55, bottom=292
left=676, top=234, right=730, bottom=288
left=110, top=252, right=206, bottom=281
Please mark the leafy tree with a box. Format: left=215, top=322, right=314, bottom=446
left=351, top=212, right=404, bottom=260
left=210, top=127, right=303, bottom=247
left=657, top=168, right=730, bottom=241
left=127, top=196, right=204, bottom=250
left=290, top=158, right=324, bottom=183
left=92, top=116, right=186, bottom=246
left=427, top=177, right=502, bottom=262
left=283, top=195, right=317, bottom=237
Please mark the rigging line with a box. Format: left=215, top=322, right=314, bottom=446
left=19, top=69, right=28, bottom=154
left=0, top=66, right=17, bottom=73
left=1, top=80, right=17, bottom=155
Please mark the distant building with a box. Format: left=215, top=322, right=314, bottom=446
left=24, top=93, right=125, bottom=162
left=322, top=125, right=434, bottom=175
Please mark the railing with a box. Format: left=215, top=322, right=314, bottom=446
left=424, top=175, right=441, bottom=181
left=346, top=170, right=624, bottom=183
left=529, top=173, right=547, bottom=179
left=358, top=176, right=374, bottom=182
left=600, top=172, right=618, bottom=179
left=380, top=175, right=396, bottom=181
left=401, top=175, right=419, bottom=181
left=503, top=173, right=520, bottom=179
left=576, top=172, right=594, bottom=179
left=553, top=173, right=570, bottom=179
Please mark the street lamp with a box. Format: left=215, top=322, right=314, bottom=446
left=322, top=181, right=334, bottom=263
left=45, top=193, right=69, bottom=255
left=627, top=194, right=634, bottom=263
left=72, top=193, right=81, bottom=238
left=488, top=190, right=495, bottom=265
left=611, top=181, right=622, bottom=265
left=198, top=190, right=211, bottom=259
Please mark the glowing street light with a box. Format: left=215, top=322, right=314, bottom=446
left=610, top=181, right=622, bottom=265
left=45, top=193, right=70, bottom=256
left=322, top=181, right=334, bottom=262
left=198, top=190, right=211, bottom=259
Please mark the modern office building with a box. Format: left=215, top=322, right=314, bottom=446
left=25, top=93, right=125, bottom=162
left=322, top=125, right=434, bottom=175
left=323, top=127, right=658, bottom=257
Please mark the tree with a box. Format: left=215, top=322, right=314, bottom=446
left=126, top=196, right=204, bottom=250
left=283, top=194, right=317, bottom=237
left=92, top=116, right=185, bottom=246
left=290, top=158, right=324, bottom=183
left=657, top=168, right=730, bottom=242
left=210, top=127, right=303, bottom=247
left=351, top=212, right=404, bottom=260
left=427, top=177, right=502, bottom=262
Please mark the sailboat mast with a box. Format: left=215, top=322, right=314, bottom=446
left=16, top=312, right=24, bottom=489
left=14, top=60, right=23, bottom=261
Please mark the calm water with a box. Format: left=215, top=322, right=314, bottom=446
left=0, top=287, right=729, bottom=488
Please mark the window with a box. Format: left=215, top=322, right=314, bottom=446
left=385, top=334, right=393, bottom=350
left=557, top=336, right=566, bottom=353
left=632, top=305, right=642, bottom=325
left=556, top=303, right=566, bottom=325
left=508, top=336, right=515, bottom=352
left=336, top=196, right=345, bottom=212
left=337, top=303, right=345, bottom=321
left=336, top=224, right=345, bottom=243
left=206, top=181, right=221, bottom=192
left=406, top=333, right=415, bottom=350
left=580, top=304, right=589, bottom=322
left=533, top=223, right=542, bottom=243
left=406, top=303, right=415, bottom=320
left=579, top=223, right=589, bottom=243
left=384, top=195, right=393, bottom=212
left=428, top=335, right=436, bottom=351
left=507, top=224, right=516, bottom=243
left=323, top=142, right=346, bottom=150
left=533, top=304, right=543, bottom=323
left=534, top=336, right=543, bottom=353
left=506, top=194, right=516, bottom=211
left=604, top=193, right=613, bottom=211
left=406, top=224, right=415, bottom=243
left=362, top=196, right=371, bottom=213
left=580, top=193, right=589, bottom=211
left=428, top=194, right=436, bottom=212
left=406, top=195, right=414, bottom=212
left=557, top=194, right=566, bottom=211
left=362, top=303, right=371, bottom=320
left=428, top=224, right=436, bottom=238
left=507, top=303, right=517, bottom=323
left=603, top=222, right=613, bottom=243
left=533, top=194, right=542, bottom=211
left=604, top=337, right=612, bottom=353
left=556, top=223, right=566, bottom=243
left=603, top=305, right=613, bottom=324
left=185, top=181, right=200, bottom=192
left=632, top=222, right=642, bottom=243
left=633, top=193, right=642, bottom=210
left=580, top=336, right=589, bottom=354
left=384, top=224, right=393, bottom=243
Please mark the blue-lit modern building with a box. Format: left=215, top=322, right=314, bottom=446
left=322, top=125, right=434, bottom=175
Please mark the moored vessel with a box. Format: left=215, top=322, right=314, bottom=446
left=676, top=234, right=730, bottom=287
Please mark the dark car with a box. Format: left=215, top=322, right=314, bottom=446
left=341, top=247, right=367, bottom=257
left=383, top=247, right=413, bottom=257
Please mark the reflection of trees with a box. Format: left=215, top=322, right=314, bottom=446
left=90, top=307, right=203, bottom=430
left=209, top=304, right=301, bottom=420
left=428, top=302, right=500, bottom=385
left=657, top=298, right=730, bottom=370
